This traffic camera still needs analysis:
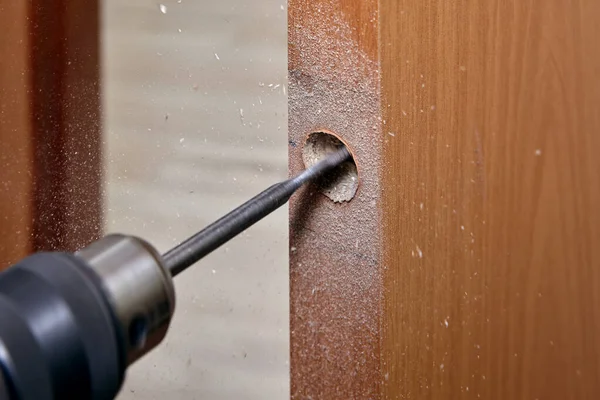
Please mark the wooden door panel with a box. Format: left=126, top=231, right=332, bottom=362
left=289, top=0, right=600, bottom=398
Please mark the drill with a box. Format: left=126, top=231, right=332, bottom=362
left=0, top=147, right=349, bottom=400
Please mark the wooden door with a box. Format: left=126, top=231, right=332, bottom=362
left=288, top=0, right=600, bottom=398
left=0, top=0, right=101, bottom=269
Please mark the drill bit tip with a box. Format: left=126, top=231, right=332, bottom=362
left=163, top=146, right=351, bottom=276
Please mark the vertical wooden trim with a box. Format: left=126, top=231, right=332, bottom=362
left=0, top=0, right=101, bottom=268
left=29, top=0, right=102, bottom=252
left=288, top=0, right=382, bottom=398
left=0, top=0, right=34, bottom=265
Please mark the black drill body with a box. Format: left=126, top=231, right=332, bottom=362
left=0, top=147, right=350, bottom=400
left=0, top=253, right=125, bottom=400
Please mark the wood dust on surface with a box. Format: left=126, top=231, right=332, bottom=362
left=288, top=1, right=384, bottom=398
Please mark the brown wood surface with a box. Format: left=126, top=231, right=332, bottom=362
left=290, top=0, right=600, bottom=398
left=289, top=0, right=382, bottom=398
left=0, top=0, right=101, bottom=269
left=0, top=0, right=34, bottom=266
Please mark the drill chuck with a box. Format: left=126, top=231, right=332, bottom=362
left=77, top=235, right=175, bottom=365
left=0, top=235, right=173, bottom=400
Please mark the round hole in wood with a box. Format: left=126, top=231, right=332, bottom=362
left=302, top=131, right=358, bottom=202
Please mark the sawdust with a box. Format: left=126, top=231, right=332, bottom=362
left=288, top=1, right=382, bottom=398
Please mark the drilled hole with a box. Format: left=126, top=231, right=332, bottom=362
left=302, top=131, right=358, bottom=202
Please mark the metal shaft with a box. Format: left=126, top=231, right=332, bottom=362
left=163, top=147, right=351, bottom=276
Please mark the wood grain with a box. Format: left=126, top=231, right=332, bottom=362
left=381, top=1, right=600, bottom=399
left=290, top=0, right=600, bottom=398
left=0, top=0, right=101, bottom=268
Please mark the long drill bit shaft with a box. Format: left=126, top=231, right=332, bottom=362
left=163, top=147, right=351, bottom=277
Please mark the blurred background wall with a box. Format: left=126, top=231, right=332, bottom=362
left=102, top=1, right=288, bottom=398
